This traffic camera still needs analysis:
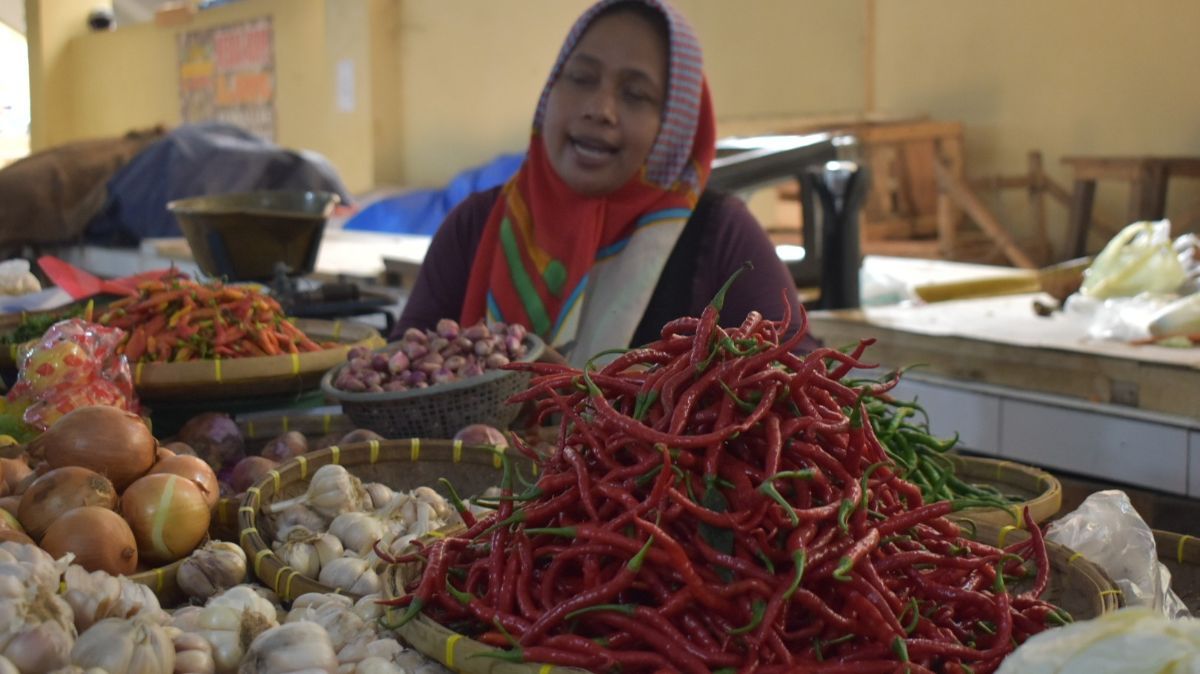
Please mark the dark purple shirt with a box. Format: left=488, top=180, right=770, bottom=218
left=396, top=187, right=818, bottom=351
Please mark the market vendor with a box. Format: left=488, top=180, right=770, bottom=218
left=395, top=0, right=816, bottom=365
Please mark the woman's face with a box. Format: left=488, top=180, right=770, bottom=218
left=542, top=10, right=669, bottom=197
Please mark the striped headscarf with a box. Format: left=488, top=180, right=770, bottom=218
left=460, top=0, right=715, bottom=350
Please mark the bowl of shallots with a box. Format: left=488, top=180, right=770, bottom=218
left=320, top=319, right=543, bottom=439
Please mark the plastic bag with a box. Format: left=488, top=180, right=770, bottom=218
left=1079, top=220, right=1186, bottom=299
left=0, top=259, right=41, bottom=296
left=997, top=607, right=1200, bottom=673
left=1064, top=292, right=1176, bottom=341
left=6, top=318, right=140, bottom=431
left=1045, top=490, right=1189, bottom=618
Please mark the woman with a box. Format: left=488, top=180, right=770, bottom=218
left=396, top=0, right=815, bottom=364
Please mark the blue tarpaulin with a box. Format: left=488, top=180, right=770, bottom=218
left=86, top=122, right=352, bottom=245
left=343, top=153, right=523, bottom=236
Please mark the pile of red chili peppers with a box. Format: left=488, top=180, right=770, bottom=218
left=383, top=279, right=1069, bottom=673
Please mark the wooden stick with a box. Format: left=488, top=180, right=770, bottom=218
left=933, top=156, right=1038, bottom=269
left=1029, top=151, right=1051, bottom=265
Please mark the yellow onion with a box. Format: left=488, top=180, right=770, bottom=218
left=148, top=455, right=220, bottom=510
left=30, top=406, right=156, bottom=491
left=41, top=505, right=138, bottom=574
left=0, top=507, right=21, bottom=533
left=155, top=446, right=175, bottom=462
left=0, top=457, right=32, bottom=495
left=0, top=528, right=33, bottom=545
left=0, top=494, right=17, bottom=518
left=121, top=473, right=211, bottom=564
left=17, top=466, right=118, bottom=540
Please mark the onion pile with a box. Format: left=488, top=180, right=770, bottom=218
left=333, top=319, right=529, bottom=393
left=3, top=405, right=218, bottom=575
left=28, top=406, right=156, bottom=491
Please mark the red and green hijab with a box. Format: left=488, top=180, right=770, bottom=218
left=460, top=0, right=715, bottom=362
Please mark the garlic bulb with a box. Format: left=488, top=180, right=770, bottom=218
left=62, top=566, right=167, bottom=632
left=411, top=486, right=454, bottom=521
left=207, top=586, right=280, bottom=625
left=351, top=594, right=385, bottom=625
left=0, top=570, right=77, bottom=674
left=0, top=542, right=70, bottom=588
left=355, top=658, right=404, bottom=674
left=177, top=542, right=247, bottom=601
left=318, top=557, right=381, bottom=595
left=168, top=627, right=215, bottom=674
left=45, top=667, right=108, bottom=674
left=270, top=505, right=328, bottom=542
left=238, top=622, right=337, bottom=674
left=71, top=617, right=174, bottom=674
left=273, top=529, right=343, bottom=579
left=336, top=638, right=404, bottom=672
left=284, top=593, right=364, bottom=653
left=362, top=483, right=395, bottom=512
left=328, top=512, right=385, bottom=556
left=171, top=586, right=278, bottom=674
left=0, top=655, right=16, bottom=674
left=268, top=466, right=367, bottom=520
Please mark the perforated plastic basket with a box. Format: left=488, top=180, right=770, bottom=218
left=320, top=334, right=544, bottom=438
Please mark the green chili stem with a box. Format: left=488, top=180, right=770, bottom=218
left=728, top=599, right=766, bottom=635
left=757, top=481, right=799, bottom=526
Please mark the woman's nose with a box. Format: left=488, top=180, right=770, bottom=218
left=583, top=84, right=617, bottom=125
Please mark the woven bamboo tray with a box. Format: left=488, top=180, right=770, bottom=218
left=1154, top=529, right=1200, bottom=615
left=133, top=319, right=384, bottom=402
left=238, top=438, right=535, bottom=602
left=390, top=512, right=1120, bottom=674
left=126, top=517, right=237, bottom=607
left=127, top=556, right=189, bottom=608
left=949, top=454, right=1062, bottom=527
left=236, top=409, right=355, bottom=442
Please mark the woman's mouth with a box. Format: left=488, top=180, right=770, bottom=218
left=569, top=135, right=618, bottom=163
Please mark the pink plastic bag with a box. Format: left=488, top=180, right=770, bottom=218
left=7, top=319, right=140, bottom=430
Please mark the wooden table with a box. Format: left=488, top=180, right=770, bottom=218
left=808, top=295, right=1200, bottom=496
left=1062, top=156, right=1200, bottom=258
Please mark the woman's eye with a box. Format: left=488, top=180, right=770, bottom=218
left=564, top=70, right=596, bottom=86
left=624, top=87, right=656, bottom=105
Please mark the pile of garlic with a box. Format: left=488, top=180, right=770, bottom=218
left=0, top=541, right=450, bottom=674
left=266, top=466, right=463, bottom=595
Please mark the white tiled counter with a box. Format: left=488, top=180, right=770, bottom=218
left=892, top=373, right=1198, bottom=496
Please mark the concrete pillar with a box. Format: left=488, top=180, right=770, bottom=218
left=25, top=0, right=111, bottom=150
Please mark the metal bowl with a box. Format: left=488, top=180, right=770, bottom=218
left=168, top=190, right=340, bottom=281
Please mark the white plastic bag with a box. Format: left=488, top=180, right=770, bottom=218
left=1045, top=490, right=1189, bottom=618
left=0, top=259, right=40, bottom=296
left=997, top=608, right=1200, bottom=674
left=1080, top=220, right=1186, bottom=299
left=1064, top=292, right=1176, bottom=341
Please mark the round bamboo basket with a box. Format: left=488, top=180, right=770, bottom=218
left=127, top=557, right=188, bottom=608
left=238, top=438, right=535, bottom=602
left=236, top=410, right=355, bottom=443
left=389, top=511, right=1120, bottom=674
left=948, top=454, right=1063, bottom=527
left=133, top=319, right=384, bottom=402
left=127, top=518, right=237, bottom=607
left=1153, top=529, right=1200, bottom=615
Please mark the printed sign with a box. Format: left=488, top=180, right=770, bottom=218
left=178, top=17, right=275, bottom=140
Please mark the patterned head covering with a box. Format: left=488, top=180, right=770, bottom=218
left=461, top=0, right=716, bottom=351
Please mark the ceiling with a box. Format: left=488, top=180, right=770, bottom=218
left=0, top=0, right=168, bottom=36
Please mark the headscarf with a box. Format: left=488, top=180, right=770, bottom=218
left=460, top=0, right=715, bottom=361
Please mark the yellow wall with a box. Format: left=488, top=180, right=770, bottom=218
left=393, top=0, right=865, bottom=186
left=25, top=0, right=104, bottom=149
left=35, top=0, right=1200, bottom=249
left=874, top=0, right=1200, bottom=247
left=50, top=0, right=379, bottom=193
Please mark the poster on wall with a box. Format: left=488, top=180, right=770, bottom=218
left=177, top=17, right=276, bottom=141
